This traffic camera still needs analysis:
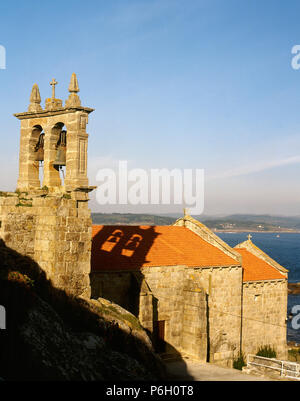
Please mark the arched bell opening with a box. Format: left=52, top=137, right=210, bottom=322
left=52, top=122, right=67, bottom=187
left=32, top=125, right=45, bottom=188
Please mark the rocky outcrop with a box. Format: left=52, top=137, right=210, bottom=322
left=0, top=239, right=165, bottom=381
left=19, top=296, right=157, bottom=380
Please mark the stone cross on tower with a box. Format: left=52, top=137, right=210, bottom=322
left=247, top=234, right=252, bottom=241
left=50, top=78, right=58, bottom=99
left=14, top=73, right=95, bottom=192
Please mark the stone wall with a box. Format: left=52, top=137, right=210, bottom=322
left=90, top=265, right=243, bottom=366
left=91, top=266, right=208, bottom=361
left=180, top=271, right=208, bottom=361
left=0, top=194, right=37, bottom=259
left=192, top=266, right=243, bottom=367
left=90, top=271, right=136, bottom=313
left=90, top=265, right=288, bottom=365
left=141, top=266, right=207, bottom=359
left=0, top=191, right=92, bottom=298
left=142, top=264, right=244, bottom=367
left=90, top=271, right=154, bottom=333
left=242, top=279, right=288, bottom=359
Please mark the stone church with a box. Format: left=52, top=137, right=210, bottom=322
left=90, top=216, right=288, bottom=365
left=0, top=75, right=288, bottom=367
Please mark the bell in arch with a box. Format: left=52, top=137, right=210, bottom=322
left=53, top=130, right=67, bottom=169
left=34, top=132, right=45, bottom=162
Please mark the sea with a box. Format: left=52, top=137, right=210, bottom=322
left=217, top=232, right=300, bottom=344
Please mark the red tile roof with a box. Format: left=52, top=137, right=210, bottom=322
left=235, top=248, right=286, bottom=282
left=91, top=225, right=240, bottom=272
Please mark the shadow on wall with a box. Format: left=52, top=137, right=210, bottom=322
left=0, top=238, right=170, bottom=381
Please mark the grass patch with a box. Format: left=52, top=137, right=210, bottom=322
left=7, top=270, right=34, bottom=288
left=0, top=192, right=14, bottom=197
left=97, top=302, right=142, bottom=330
left=288, top=348, right=300, bottom=362
left=256, top=345, right=277, bottom=359
left=120, top=313, right=142, bottom=330
left=16, top=203, right=32, bottom=207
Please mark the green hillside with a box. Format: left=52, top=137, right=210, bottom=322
left=91, top=213, right=300, bottom=232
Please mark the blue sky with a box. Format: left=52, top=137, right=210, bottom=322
left=0, top=0, right=300, bottom=215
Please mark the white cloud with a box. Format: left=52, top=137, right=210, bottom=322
left=207, top=155, right=300, bottom=180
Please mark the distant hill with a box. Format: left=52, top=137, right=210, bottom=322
left=91, top=213, right=300, bottom=232
left=199, top=214, right=300, bottom=232
left=92, top=213, right=176, bottom=226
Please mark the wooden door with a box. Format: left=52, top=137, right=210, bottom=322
left=155, top=320, right=165, bottom=353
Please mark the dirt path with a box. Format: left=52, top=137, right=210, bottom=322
left=165, top=359, right=276, bottom=381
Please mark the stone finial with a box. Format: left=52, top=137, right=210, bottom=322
left=69, top=72, right=80, bottom=93
left=184, top=208, right=189, bottom=218
left=28, top=83, right=43, bottom=112
left=65, top=73, right=81, bottom=107
left=247, top=234, right=252, bottom=241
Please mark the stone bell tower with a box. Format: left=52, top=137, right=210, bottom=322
left=15, top=73, right=94, bottom=192
left=0, top=74, right=95, bottom=298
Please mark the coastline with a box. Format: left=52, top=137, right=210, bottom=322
left=288, top=282, right=300, bottom=295
left=214, top=230, right=300, bottom=233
